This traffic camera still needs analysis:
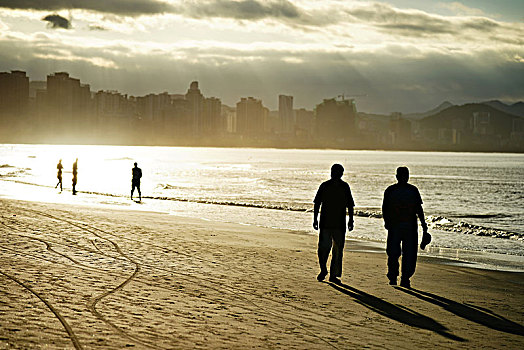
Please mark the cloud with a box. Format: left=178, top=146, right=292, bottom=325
left=437, top=2, right=486, bottom=16
left=174, top=0, right=301, bottom=20
left=1, top=28, right=522, bottom=113
left=88, top=25, right=108, bottom=31
left=42, top=14, right=71, bottom=29
left=0, top=0, right=173, bottom=17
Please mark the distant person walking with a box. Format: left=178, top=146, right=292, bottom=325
left=72, top=158, right=78, bottom=195
left=382, top=167, right=430, bottom=288
left=313, top=164, right=355, bottom=284
left=55, top=159, right=63, bottom=191
left=131, top=162, right=142, bottom=201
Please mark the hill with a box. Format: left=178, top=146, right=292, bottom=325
left=482, top=100, right=524, bottom=117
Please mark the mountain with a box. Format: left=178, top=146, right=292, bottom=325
left=404, top=101, right=455, bottom=120
left=419, top=103, right=522, bottom=134
left=482, top=100, right=524, bottom=117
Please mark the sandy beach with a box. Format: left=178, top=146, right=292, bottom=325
left=0, top=197, right=523, bottom=349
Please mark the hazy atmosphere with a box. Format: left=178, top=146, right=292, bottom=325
left=1, top=0, right=523, bottom=113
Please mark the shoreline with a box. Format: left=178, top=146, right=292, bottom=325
left=0, top=197, right=523, bottom=348
left=2, top=141, right=524, bottom=154
left=1, top=179, right=524, bottom=273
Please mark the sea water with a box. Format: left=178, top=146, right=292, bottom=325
left=1, top=144, right=523, bottom=270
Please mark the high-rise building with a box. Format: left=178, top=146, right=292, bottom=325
left=46, top=72, right=92, bottom=132
left=185, top=81, right=204, bottom=135
left=203, top=97, right=223, bottom=135
left=236, top=97, right=265, bottom=136
left=279, top=95, right=294, bottom=134
left=295, top=108, right=314, bottom=138
left=315, top=98, right=357, bottom=142
left=0, top=70, right=29, bottom=118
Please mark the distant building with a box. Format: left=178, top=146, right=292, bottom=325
left=185, top=81, right=204, bottom=135
left=221, top=105, right=236, bottom=133
left=46, top=72, right=92, bottom=132
left=472, top=112, right=491, bottom=135
left=295, top=108, right=314, bottom=138
left=279, top=95, right=294, bottom=134
left=94, top=90, right=132, bottom=123
left=203, top=97, right=223, bottom=135
left=315, top=98, right=356, bottom=142
left=0, top=70, right=29, bottom=118
left=236, top=97, right=265, bottom=136
left=388, top=112, right=411, bottom=145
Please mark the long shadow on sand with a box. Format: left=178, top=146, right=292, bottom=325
left=327, top=282, right=465, bottom=341
left=395, top=287, right=524, bottom=336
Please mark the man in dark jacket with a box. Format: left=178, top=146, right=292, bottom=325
left=382, top=167, right=429, bottom=288
left=313, top=164, right=355, bottom=284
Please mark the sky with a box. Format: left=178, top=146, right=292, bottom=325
left=0, top=0, right=522, bottom=113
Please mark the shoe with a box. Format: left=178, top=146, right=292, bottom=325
left=328, top=276, right=341, bottom=285
left=420, top=232, right=432, bottom=250
left=317, top=271, right=328, bottom=281
left=389, top=278, right=397, bottom=286
left=400, top=279, right=411, bottom=288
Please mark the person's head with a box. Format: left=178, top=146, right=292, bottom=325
left=58, top=159, right=61, bottom=163
left=331, top=164, right=344, bottom=179
left=396, top=166, right=409, bottom=184
left=134, top=162, right=138, bottom=167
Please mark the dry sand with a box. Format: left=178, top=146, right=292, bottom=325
left=0, top=198, right=523, bottom=349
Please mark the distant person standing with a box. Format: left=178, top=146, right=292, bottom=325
left=313, top=164, right=355, bottom=284
left=131, top=162, right=142, bottom=201
left=382, top=167, right=430, bottom=288
left=72, top=158, right=78, bottom=195
left=55, top=159, right=63, bottom=191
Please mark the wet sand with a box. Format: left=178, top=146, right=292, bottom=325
left=0, top=198, right=523, bottom=349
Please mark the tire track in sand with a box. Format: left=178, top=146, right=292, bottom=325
left=28, top=209, right=341, bottom=349
left=0, top=215, right=161, bottom=349
left=0, top=269, right=83, bottom=350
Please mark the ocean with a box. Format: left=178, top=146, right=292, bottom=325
left=1, top=144, right=523, bottom=270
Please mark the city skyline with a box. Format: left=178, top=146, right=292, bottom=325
left=1, top=69, right=523, bottom=152
left=0, top=1, right=522, bottom=114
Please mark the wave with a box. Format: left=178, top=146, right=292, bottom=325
left=1, top=177, right=522, bottom=241
left=106, top=157, right=134, bottom=161
left=451, top=214, right=511, bottom=219
left=0, top=164, right=14, bottom=168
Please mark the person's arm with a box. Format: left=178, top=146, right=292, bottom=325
left=347, top=184, right=354, bottom=231
left=417, top=205, right=428, bottom=234
left=347, top=206, right=354, bottom=231
left=313, top=202, right=320, bottom=230
left=382, top=189, right=390, bottom=230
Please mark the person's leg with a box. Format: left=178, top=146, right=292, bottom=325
left=317, top=228, right=332, bottom=279
left=386, top=228, right=402, bottom=284
left=401, top=228, right=418, bottom=285
left=131, top=183, right=135, bottom=199
left=330, top=229, right=346, bottom=278
left=137, top=183, right=141, bottom=201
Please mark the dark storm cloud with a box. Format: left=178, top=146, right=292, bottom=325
left=0, top=0, right=320, bottom=25
left=0, top=0, right=173, bottom=17
left=42, top=14, right=71, bottom=29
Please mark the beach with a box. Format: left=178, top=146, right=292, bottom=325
left=0, top=197, right=523, bottom=349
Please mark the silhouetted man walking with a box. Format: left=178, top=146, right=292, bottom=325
left=313, top=164, right=355, bottom=284
left=72, top=158, right=78, bottom=195
left=55, top=159, right=63, bottom=191
left=131, top=162, right=142, bottom=201
left=382, top=167, right=429, bottom=288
